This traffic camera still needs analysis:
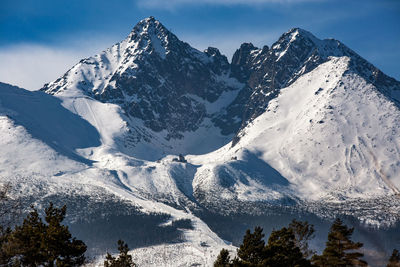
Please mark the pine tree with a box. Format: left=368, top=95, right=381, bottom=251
left=263, top=227, right=312, bottom=267
left=2, top=203, right=87, bottom=266
left=0, top=227, right=12, bottom=265
left=387, top=249, right=400, bottom=267
left=0, top=184, right=14, bottom=266
left=214, top=248, right=232, bottom=267
left=223, top=223, right=313, bottom=266
left=104, top=240, right=136, bottom=267
left=5, top=206, right=47, bottom=266
left=236, top=226, right=265, bottom=265
left=312, top=218, right=367, bottom=267
left=289, top=219, right=316, bottom=258
left=42, top=203, right=87, bottom=266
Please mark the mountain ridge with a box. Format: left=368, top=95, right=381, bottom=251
left=41, top=17, right=400, bottom=160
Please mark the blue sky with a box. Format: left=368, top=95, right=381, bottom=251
left=0, top=0, right=399, bottom=90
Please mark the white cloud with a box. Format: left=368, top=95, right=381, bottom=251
left=0, top=45, right=81, bottom=91
left=137, top=0, right=324, bottom=9
left=0, top=37, right=117, bottom=91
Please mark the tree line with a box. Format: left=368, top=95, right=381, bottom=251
left=0, top=204, right=135, bottom=266
left=214, top=219, right=400, bottom=267
left=0, top=184, right=134, bottom=266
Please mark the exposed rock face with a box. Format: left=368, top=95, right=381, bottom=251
left=230, top=42, right=261, bottom=83
left=42, top=17, right=243, bottom=140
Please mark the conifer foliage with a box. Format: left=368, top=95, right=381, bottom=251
left=311, top=218, right=367, bottom=267
left=289, top=219, right=316, bottom=258
left=213, top=218, right=374, bottom=267
left=214, top=248, right=231, bottom=267
left=263, top=226, right=312, bottom=267
left=214, top=221, right=312, bottom=266
left=0, top=202, right=87, bottom=266
left=104, top=240, right=136, bottom=267
left=236, top=226, right=265, bottom=265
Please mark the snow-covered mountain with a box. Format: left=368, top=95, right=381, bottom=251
left=42, top=16, right=244, bottom=160
left=2, top=17, right=400, bottom=265
left=192, top=56, right=400, bottom=205
left=230, top=27, right=400, bottom=144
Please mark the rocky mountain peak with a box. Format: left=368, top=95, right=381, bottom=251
left=272, top=27, right=359, bottom=63
left=129, top=16, right=166, bottom=36
left=204, top=47, right=221, bottom=56
left=42, top=17, right=244, bottom=147
left=204, top=47, right=229, bottom=74
left=124, top=16, right=177, bottom=59
left=271, top=28, right=321, bottom=63
left=231, top=43, right=259, bottom=66
left=281, top=27, right=319, bottom=42
left=230, top=43, right=261, bottom=82
left=230, top=27, right=400, bottom=146
left=274, top=28, right=400, bottom=101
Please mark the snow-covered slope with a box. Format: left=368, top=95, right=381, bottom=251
left=0, top=82, right=94, bottom=176
left=190, top=57, right=400, bottom=205
left=0, top=81, right=236, bottom=265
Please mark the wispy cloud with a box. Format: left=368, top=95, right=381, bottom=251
left=0, top=36, right=118, bottom=91
left=0, top=45, right=81, bottom=91
left=137, top=0, right=325, bottom=9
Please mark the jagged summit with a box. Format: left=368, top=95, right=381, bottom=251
left=272, top=27, right=355, bottom=61
left=126, top=16, right=178, bottom=59
left=272, top=27, right=371, bottom=64
left=204, top=46, right=224, bottom=58
left=137, top=15, right=158, bottom=25
left=230, top=42, right=260, bottom=82
left=274, top=27, right=400, bottom=101
left=280, top=27, right=320, bottom=42
left=129, top=16, right=168, bottom=37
